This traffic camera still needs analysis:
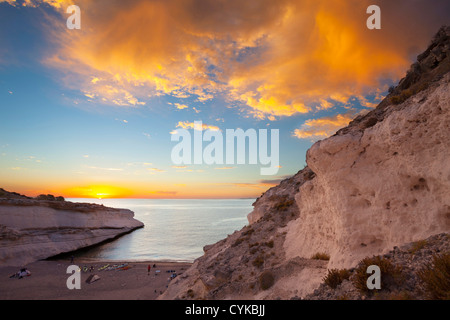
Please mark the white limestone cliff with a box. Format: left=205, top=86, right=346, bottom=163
left=0, top=198, right=144, bottom=266
left=284, top=73, right=450, bottom=269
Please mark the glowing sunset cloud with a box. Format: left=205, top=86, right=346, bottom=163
left=293, top=113, right=356, bottom=141
left=3, top=0, right=443, bottom=118
left=0, top=0, right=448, bottom=198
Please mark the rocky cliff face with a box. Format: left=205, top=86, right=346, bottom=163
left=0, top=191, right=144, bottom=267
left=284, top=26, right=450, bottom=269
left=160, top=27, right=450, bottom=300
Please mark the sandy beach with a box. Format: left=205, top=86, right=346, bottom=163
left=0, top=259, right=192, bottom=300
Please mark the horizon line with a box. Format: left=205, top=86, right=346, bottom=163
left=65, top=197, right=257, bottom=200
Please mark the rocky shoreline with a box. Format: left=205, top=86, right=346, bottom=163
left=0, top=189, right=144, bottom=267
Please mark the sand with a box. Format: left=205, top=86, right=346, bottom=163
left=0, top=259, right=192, bottom=300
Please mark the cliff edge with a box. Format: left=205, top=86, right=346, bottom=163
left=159, top=26, right=450, bottom=300
left=0, top=189, right=144, bottom=266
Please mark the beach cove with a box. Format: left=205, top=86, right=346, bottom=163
left=0, top=259, right=192, bottom=300
left=0, top=197, right=251, bottom=299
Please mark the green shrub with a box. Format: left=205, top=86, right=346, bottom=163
left=390, top=88, right=414, bottom=104
left=323, top=269, right=351, bottom=289
left=408, top=239, right=428, bottom=254
left=417, top=253, right=450, bottom=300
left=35, top=194, right=64, bottom=201
left=259, top=270, right=275, bottom=290
left=249, top=242, right=259, bottom=248
left=264, top=240, right=274, bottom=248
left=252, top=255, right=265, bottom=268
left=389, top=95, right=404, bottom=104
left=274, top=199, right=295, bottom=211
left=311, top=252, right=330, bottom=261
left=36, top=194, right=55, bottom=201
left=269, top=195, right=295, bottom=212
left=233, top=228, right=254, bottom=247
left=352, top=256, right=403, bottom=294
left=389, top=80, right=430, bottom=105
left=232, top=237, right=246, bottom=247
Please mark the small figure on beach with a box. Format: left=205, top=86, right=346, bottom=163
left=147, top=264, right=151, bottom=275
left=10, top=268, right=31, bottom=279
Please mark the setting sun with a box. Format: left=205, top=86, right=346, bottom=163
left=64, top=185, right=133, bottom=199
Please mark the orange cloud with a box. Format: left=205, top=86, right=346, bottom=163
left=171, top=165, right=188, bottom=169
left=147, top=168, right=166, bottom=174
left=176, top=121, right=220, bottom=131
left=174, top=103, right=189, bottom=110
left=293, top=113, right=355, bottom=140
left=5, top=0, right=449, bottom=117
left=83, top=85, right=146, bottom=107
left=1, top=0, right=73, bottom=8
left=226, top=1, right=414, bottom=118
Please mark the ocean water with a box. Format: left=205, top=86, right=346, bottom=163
left=66, top=198, right=253, bottom=262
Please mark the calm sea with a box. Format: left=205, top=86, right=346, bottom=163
left=66, top=198, right=253, bottom=262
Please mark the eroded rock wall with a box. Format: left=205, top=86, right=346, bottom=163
left=0, top=200, right=144, bottom=266
left=284, top=75, right=450, bottom=269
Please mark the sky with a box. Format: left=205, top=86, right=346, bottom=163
left=0, top=0, right=449, bottom=199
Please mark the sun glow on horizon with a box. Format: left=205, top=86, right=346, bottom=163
left=57, top=181, right=273, bottom=200
left=63, top=185, right=133, bottom=199
left=1, top=0, right=448, bottom=200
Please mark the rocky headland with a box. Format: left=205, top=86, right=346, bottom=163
left=0, top=189, right=144, bottom=267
